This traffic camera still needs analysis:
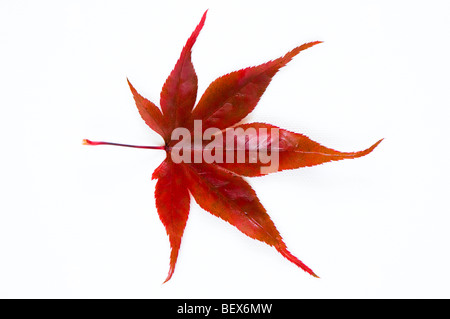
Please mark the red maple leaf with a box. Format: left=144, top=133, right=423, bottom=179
left=84, top=10, right=382, bottom=282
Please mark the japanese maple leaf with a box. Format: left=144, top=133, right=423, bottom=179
left=84, top=10, right=382, bottom=282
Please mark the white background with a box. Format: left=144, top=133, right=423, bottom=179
left=1, top=0, right=449, bottom=298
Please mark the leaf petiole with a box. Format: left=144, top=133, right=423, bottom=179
left=82, top=139, right=165, bottom=150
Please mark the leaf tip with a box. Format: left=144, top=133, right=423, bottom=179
left=162, top=270, right=174, bottom=284
left=126, top=78, right=135, bottom=91
left=362, top=138, right=384, bottom=156
left=162, top=256, right=177, bottom=284
left=276, top=245, right=318, bottom=278
left=305, top=40, right=323, bottom=49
